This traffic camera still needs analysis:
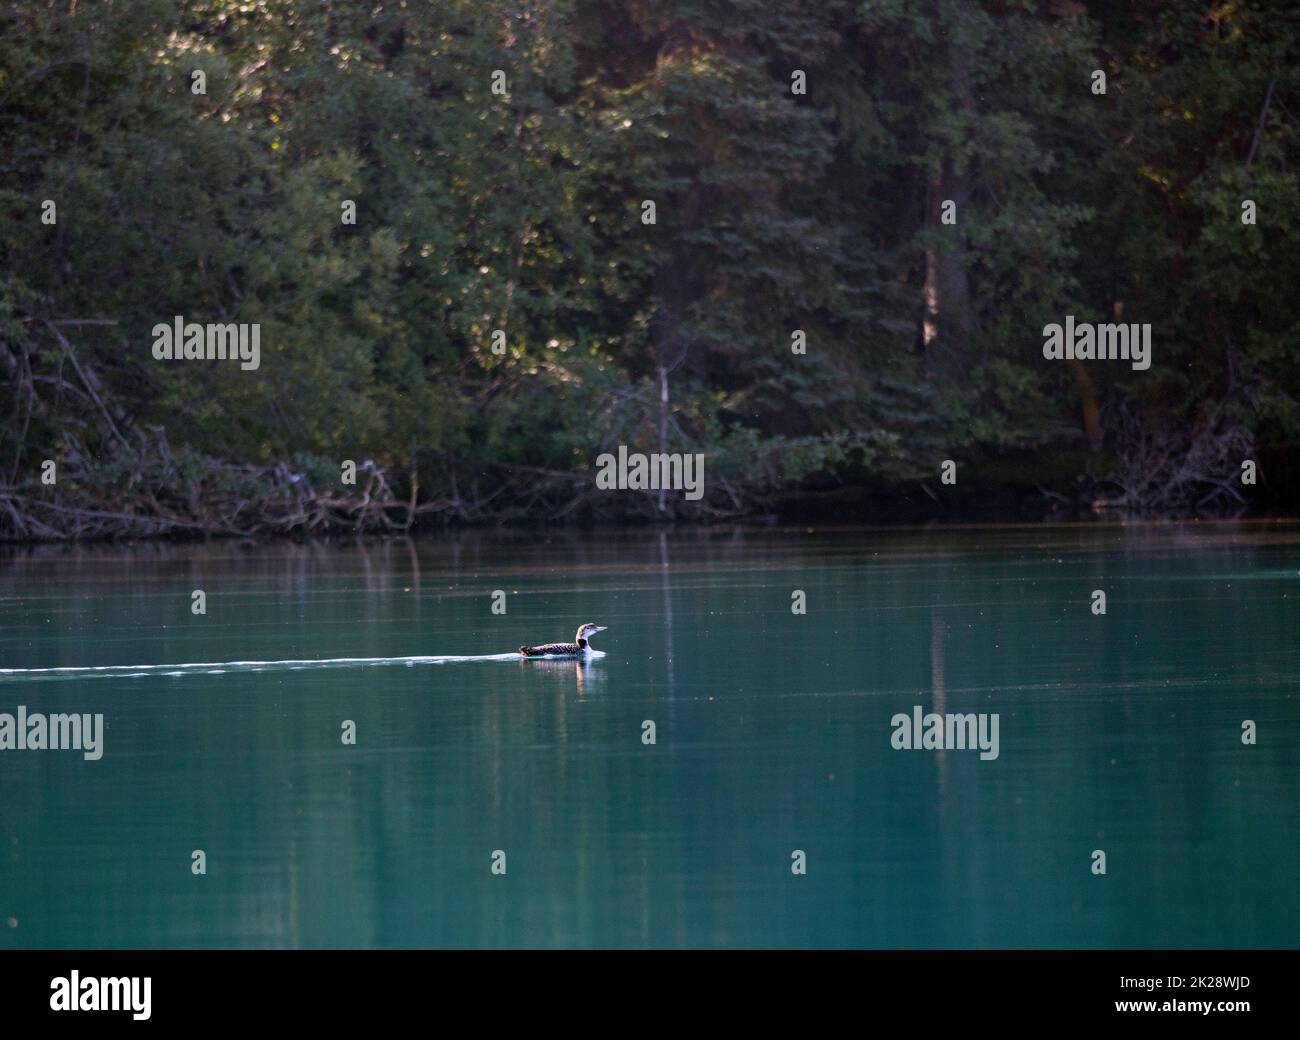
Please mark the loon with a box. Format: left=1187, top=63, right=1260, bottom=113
left=519, top=623, right=607, bottom=658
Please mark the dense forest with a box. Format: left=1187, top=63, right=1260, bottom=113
left=1, top=0, right=1298, bottom=538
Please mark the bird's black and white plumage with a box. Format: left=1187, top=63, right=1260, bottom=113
left=520, top=623, right=607, bottom=658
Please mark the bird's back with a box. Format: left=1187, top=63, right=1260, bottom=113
left=519, top=641, right=582, bottom=657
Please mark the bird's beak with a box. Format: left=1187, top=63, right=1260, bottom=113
left=593, top=626, right=608, bottom=633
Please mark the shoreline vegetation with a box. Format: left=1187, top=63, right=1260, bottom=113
left=3, top=2, right=1298, bottom=543
left=0, top=433, right=1293, bottom=545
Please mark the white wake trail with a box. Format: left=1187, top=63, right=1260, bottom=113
left=0, top=652, right=535, bottom=683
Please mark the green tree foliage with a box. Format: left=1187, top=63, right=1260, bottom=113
left=1, top=0, right=1296, bottom=534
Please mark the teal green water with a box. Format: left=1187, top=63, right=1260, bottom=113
left=0, top=523, right=1297, bottom=948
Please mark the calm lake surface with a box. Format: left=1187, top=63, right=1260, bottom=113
left=1, top=523, right=1297, bottom=949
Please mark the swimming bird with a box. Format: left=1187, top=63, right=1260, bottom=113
left=519, top=623, right=607, bottom=658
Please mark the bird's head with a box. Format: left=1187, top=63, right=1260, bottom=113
left=575, top=622, right=607, bottom=646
